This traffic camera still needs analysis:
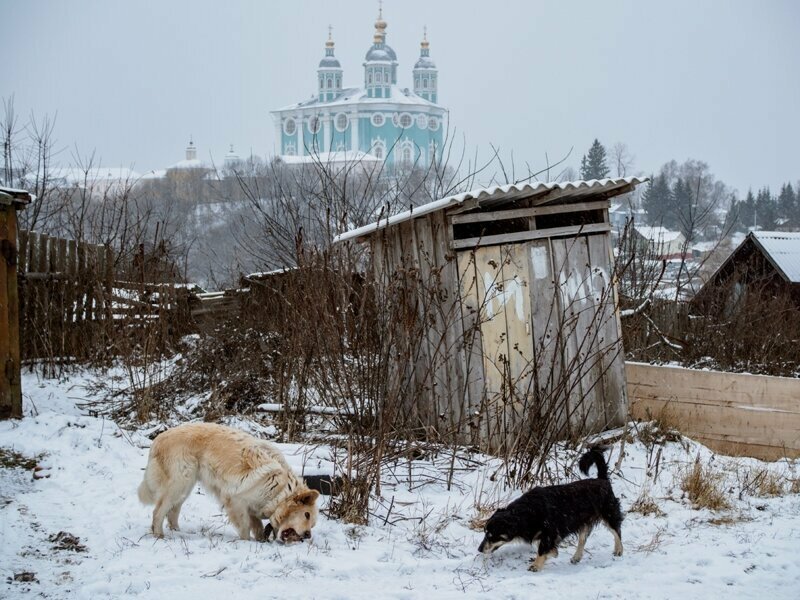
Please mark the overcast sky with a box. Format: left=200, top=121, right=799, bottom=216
left=2, top=0, right=798, bottom=194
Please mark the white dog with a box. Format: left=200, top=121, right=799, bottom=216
left=138, top=423, right=319, bottom=541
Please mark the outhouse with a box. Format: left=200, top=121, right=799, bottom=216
left=334, top=177, right=647, bottom=451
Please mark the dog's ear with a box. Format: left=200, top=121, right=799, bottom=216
left=296, top=489, right=320, bottom=506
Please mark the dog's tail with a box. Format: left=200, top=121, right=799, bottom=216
left=578, top=446, right=609, bottom=480
left=137, top=478, right=155, bottom=504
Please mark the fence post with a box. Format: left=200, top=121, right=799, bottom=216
left=0, top=189, right=29, bottom=419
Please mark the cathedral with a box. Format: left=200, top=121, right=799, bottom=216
left=271, top=8, right=447, bottom=168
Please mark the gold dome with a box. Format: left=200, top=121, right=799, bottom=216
left=375, top=1, right=387, bottom=28
left=326, top=25, right=334, bottom=48
left=421, top=26, right=429, bottom=49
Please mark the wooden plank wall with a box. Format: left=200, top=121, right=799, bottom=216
left=17, top=230, right=112, bottom=363
left=627, top=362, right=800, bottom=461
left=0, top=206, right=22, bottom=418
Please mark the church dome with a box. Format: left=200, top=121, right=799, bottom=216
left=414, top=55, right=435, bottom=69
left=319, top=27, right=341, bottom=69
left=365, top=44, right=396, bottom=62
left=319, top=55, right=341, bottom=68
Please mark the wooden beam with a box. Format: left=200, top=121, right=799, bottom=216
left=450, top=199, right=611, bottom=225
left=450, top=223, right=611, bottom=250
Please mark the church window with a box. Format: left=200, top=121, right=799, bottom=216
left=309, top=116, right=321, bottom=134
left=401, top=146, right=413, bottom=163
left=376, top=71, right=382, bottom=83
left=327, top=77, right=333, bottom=89
left=284, top=118, right=297, bottom=136
left=373, top=143, right=384, bottom=159
left=428, top=116, right=440, bottom=131
left=423, top=78, right=428, bottom=89
left=335, top=113, right=348, bottom=132
left=399, top=113, right=412, bottom=128
left=368, top=71, right=373, bottom=84
left=284, top=142, right=296, bottom=156
left=371, top=113, right=385, bottom=127
left=416, top=114, right=427, bottom=129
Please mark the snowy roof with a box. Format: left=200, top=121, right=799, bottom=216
left=273, top=85, right=440, bottom=112
left=46, top=166, right=141, bottom=185
left=0, top=186, right=32, bottom=207
left=278, top=150, right=381, bottom=166
left=334, top=176, right=648, bottom=243
left=141, top=169, right=168, bottom=180
left=168, top=158, right=206, bottom=170
left=750, top=231, right=800, bottom=283
left=634, top=226, right=684, bottom=243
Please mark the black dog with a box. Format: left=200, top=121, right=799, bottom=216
left=478, top=448, right=623, bottom=572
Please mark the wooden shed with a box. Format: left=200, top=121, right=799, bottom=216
left=694, top=231, right=800, bottom=309
left=334, top=177, right=647, bottom=451
left=1, top=186, right=31, bottom=419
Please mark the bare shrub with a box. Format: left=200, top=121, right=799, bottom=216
left=635, top=525, right=667, bottom=554
left=737, top=466, right=786, bottom=499
left=468, top=501, right=503, bottom=532
left=629, top=489, right=665, bottom=517
left=636, top=412, right=684, bottom=449
left=680, top=458, right=731, bottom=511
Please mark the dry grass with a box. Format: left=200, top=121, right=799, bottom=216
left=636, top=410, right=684, bottom=448
left=707, top=514, right=751, bottom=526
left=680, top=459, right=731, bottom=511
left=635, top=525, right=667, bottom=554
left=0, top=447, right=43, bottom=471
left=468, top=502, right=503, bottom=532
left=737, top=465, right=788, bottom=498
left=790, top=478, right=800, bottom=495
left=629, top=489, right=666, bottom=517
left=754, top=470, right=785, bottom=497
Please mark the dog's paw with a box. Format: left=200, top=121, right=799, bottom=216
left=528, top=563, right=540, bottom=572
left=613, top=549, right=623, bottom=557
left=570, top=556, right=582, bottom=564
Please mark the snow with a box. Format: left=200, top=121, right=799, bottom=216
left=278, top=151, right=382, bottom=166
left=275, top=85, right=440, bottom=111
left=45, top=166, right=141, bottom=185
left=334, top=177, right=648, bottom=243
left=2, top=369, right=800, bottom=599
left=634, top=226, right=684, bottom=243
left=751, top=231, right=800, bottom=283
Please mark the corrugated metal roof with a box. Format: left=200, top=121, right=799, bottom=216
left=751, top=231, right=800, bottom=283
left=333, top=176, right=648, bottom=243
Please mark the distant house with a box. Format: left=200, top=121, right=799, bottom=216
left=633, top=226, right=687, bottom=260
left=694, top=231, right=800, bottom=308
left=608, top=201, right=645, bottom=231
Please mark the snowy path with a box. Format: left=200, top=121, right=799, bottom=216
left=1, top=371, right=799, bottom=599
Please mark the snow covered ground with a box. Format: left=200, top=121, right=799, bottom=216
left=2, top=370, right=800, bottom=599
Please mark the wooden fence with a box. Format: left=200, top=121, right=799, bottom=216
left=627, top=362, right=800, bottom=461
left=18, top=231, right=113, bottom=363
left=17, top=231, right=193, bottom=365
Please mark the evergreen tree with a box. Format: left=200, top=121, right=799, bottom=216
left=722, top=193, right=740, bottom=233
left=737, top=189, right=756, bottom=231
left=756, top=187, right=777, bottom=229
left=580, top=139, right=610, bottom=180
left=777, top=182, right=796, bottom=223
left=642, top=173, right=672, bottom=225
left=671, top=177, right=695, bottom=238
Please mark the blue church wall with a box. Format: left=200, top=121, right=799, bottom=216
left=271, top=11, right=444, bottom=166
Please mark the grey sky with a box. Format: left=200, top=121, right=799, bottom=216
left=2, top=0, right=798, bottom=195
